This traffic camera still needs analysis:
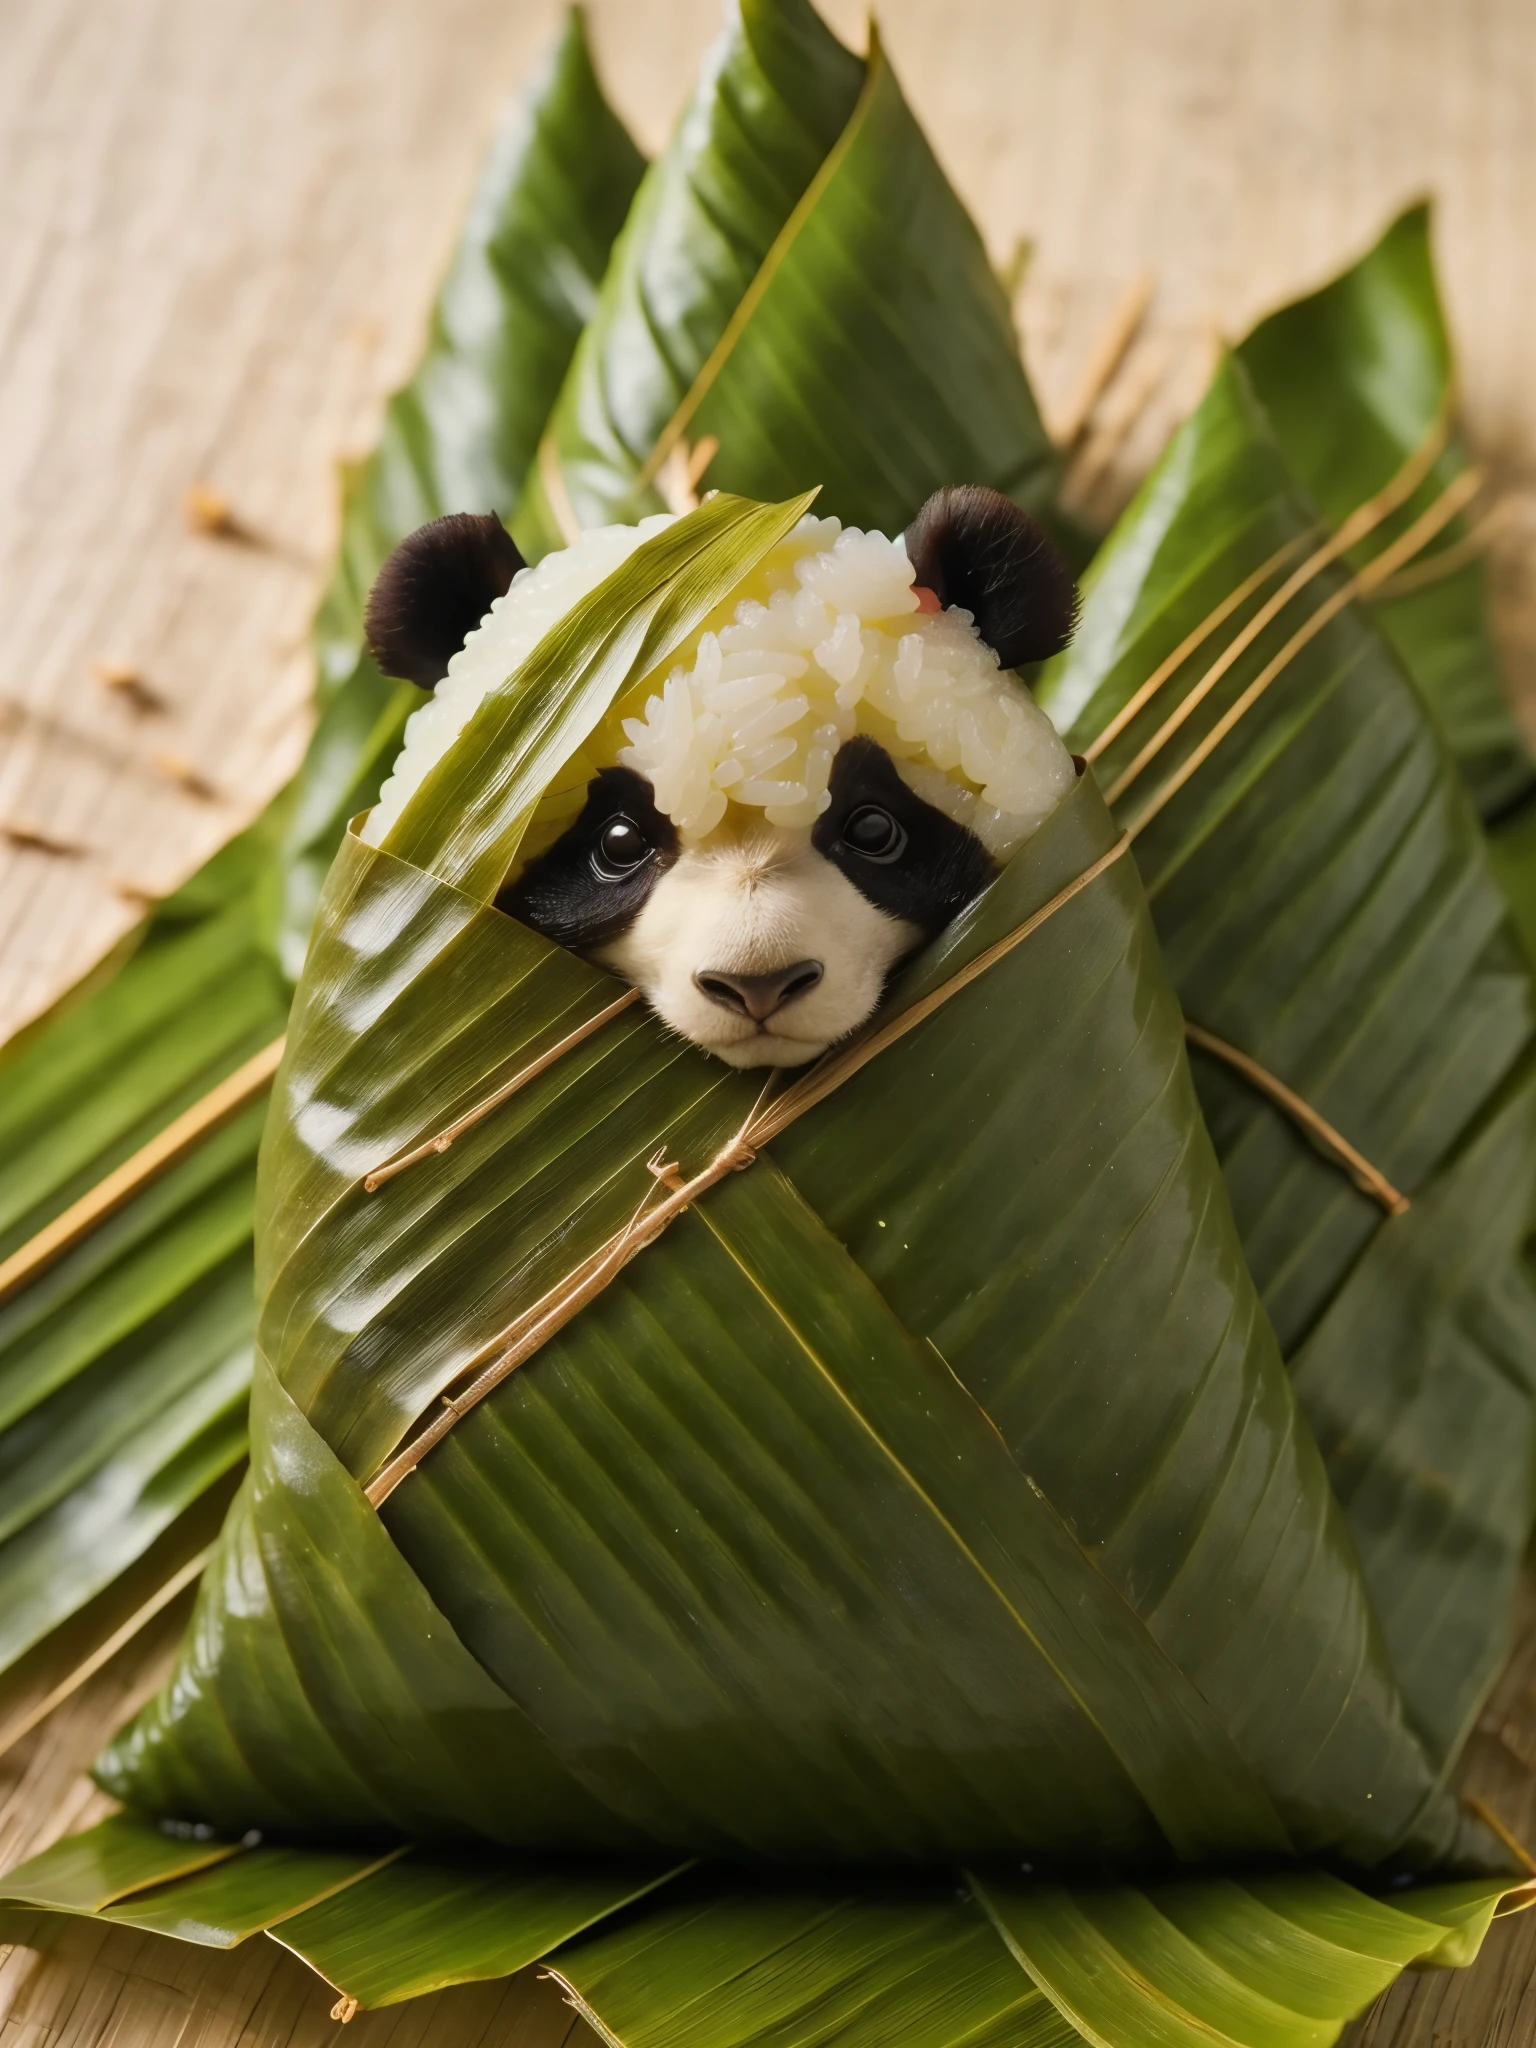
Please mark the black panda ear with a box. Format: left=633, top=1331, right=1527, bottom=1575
left=904, top=486, right=1079, bottom=669
left=364, top=512, right=526, bottom=690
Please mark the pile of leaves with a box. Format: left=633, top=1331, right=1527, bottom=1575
left=3, top=3, right=1536, bottom=2041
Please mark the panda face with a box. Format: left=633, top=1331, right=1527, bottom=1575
left=363, top=487, right=1080, bottom=1069
left=499, top=739, right=995, bottom=1068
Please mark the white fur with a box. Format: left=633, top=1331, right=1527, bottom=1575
left=595, top=825, right=917, bottom=1068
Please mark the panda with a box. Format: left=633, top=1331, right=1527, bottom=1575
left=361, top=488, right=1079, bottom=1069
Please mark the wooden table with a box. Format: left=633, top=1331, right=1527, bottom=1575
left=2, top=2, right=1532, bottom=2039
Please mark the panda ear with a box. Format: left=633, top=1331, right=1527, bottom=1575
left=904, top=486, right=1079, bottom=668
left=364, top=512, right=526, bottom=690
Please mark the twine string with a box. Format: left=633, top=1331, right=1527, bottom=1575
left=1103, top=420, right=1463, bottom=809
left=0, top=1036, right=286, bottom=1309
left=1120, top=468, right=1481, bottom=841
left=1464, top=1796, right=1536, bottom=1882
left=1183, top=1021, right=1408, bottom=1216
left=363, top=988, right=641, bottom=1194
left=1081, top=533, right=1316, bottom=765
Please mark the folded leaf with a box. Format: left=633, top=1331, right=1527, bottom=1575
left=517, top=1, right=1056, bottom=554
left=5, top=1816, right=1519, bottom=2040
left=97, top=489, right=1469, bottom=1864
left=286, top=5, right=646, bottom=970
left=314, top=6, right=644, bottom=691
left=1034, top=354, right=1536, bottom=1763
left=1238, top=203, right=1532, bottom=819
left=269, top=1852, right=683, bottom=2007
left=548, top=1876, right=1079, bottom=2048
left=0, top=4, right=641, bottom=1702
left=973, top=1869, right=1515, bottom=2048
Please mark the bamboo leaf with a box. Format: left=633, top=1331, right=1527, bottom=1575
left=1033, top=354, right=1536, bottom=1762
left=516, top=0, right=863, bottom=549
left=548, top=1875, right=1079, bottom=2048
left=517, top=1, right=1056, bottom=555
left=1288, top=1073, right=1536, bottom=1763
left=972, top=1869, right=1513, bottom=2048
left=101, top=1843, right=395, bottom=1948
left=105, top=753, right=1465, bottom=1870
left=683, top=31, right=1058, bottom=536
left=382, top=1152, right=1290, bottom=1861
left=385, top=490, right=817, bottom=896
left=287, top=6, right=645, bottom=968
left=96, top=1354, right=649, bottom=1845
left=0, top=1813, right=240, bottom=1912
left=314, top=7, right=644, bottom=689
left=270, top=1851, right=685, bottom=2008
left=0, top=4, right=641, bottom=1703
left=3, top=1813, right=1522, bottom=2040
left=776, top=773, right=1460, bottom=1866
left=1237, top=203, right=1532, bottom=819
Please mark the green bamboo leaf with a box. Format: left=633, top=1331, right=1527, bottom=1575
left=383, top=1151, right=1289, bottom=1861
left=270, top=1851, right=684, bottom=2008
left=1489, top=797, right=1536, bottom=966
left=776, top=774, right=1459, bottom=1866
left=1288, top=1073, right=1536, bottom=1763
left=972, top=1869, right=1513, bottom=2048
left=0, top=1813, right=240, bottom=1912
left=0, top=1327, right=247, bottom=1673
left=1238, top=204, right=1532, bottom=819
left=1033, top=354, right=1536, bottom=1762
left=0, top=893, right=283, bottom=1257
left=95, top=1353, right=649, bottom=1845
left=516, top=0, right=863, bottom=551
left=106, top=739, right=1464, bottom=1869
left=256, top=830, right=751, bottom=1474
left=101, top=1843, right=395, bottom=1948
left=548, top=1876, right=1079, bottom=2048
left=0, top=4, right=640, bottom=1699
left=286, top=7, right=645, bottom=969
left=683, top=30, right=1058, bottom=536
left=314, top=7, right=644, bottom=690
left=517, top=0, right=1056, bottom=555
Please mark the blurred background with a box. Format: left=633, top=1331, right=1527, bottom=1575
left=0, top=0, right=1530, bottom=1043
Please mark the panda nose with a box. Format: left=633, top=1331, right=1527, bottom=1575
left=694, top=961, right=824, bottom=1022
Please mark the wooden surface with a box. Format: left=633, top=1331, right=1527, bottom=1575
left=0, top=0, right=1532, bottom=1044
left=2, top=1, right=1535, bottom=2040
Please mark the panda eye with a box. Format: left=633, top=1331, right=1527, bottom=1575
left=841, top=804, right=907, bottom=864
left=591, top=815, right=652, bottom=881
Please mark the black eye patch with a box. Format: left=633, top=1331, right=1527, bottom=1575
left=812, top=737, right=995, bottom=937
left=497, top=766, right=679, bottom=951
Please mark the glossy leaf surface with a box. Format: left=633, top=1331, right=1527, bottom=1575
left=3, top=1816, right=1517, bottom=2040
left=975, top=1869, right=1514, bottom=2048
left=1238, top=203, right=1532, bottom=819
left=105, top=743, right=1464, bottom=1869
left=0, top=5, right=641, bottom=1699
left=517, top=1, right=1055, bottom=555
left=288, top=7, right=645, bottom=970
left=314, top=7, right=644, bottom=691
left=271, top=1851, right=683, bottom=2007
left=549, top=1875, right=1078, bottom=2048
left=1035, top=355, right=1536, bottom=1762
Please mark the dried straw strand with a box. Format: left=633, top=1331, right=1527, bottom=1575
left=1122, top=468, right=1480, bottom=842
left=0, top=1035, right=285, bottom=1307
left=363, top=987, right=641, bottom=1193
left=1183, top=1021, right=1408, bottom=1216
left=1103, top=413, right=1458, bottom=808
